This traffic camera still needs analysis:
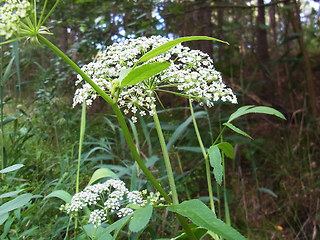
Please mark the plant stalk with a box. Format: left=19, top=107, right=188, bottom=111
left=189, top=99, right=216, bottom=213
left=151, top=107, right=179, bottom=205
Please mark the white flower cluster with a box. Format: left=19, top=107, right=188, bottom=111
left=73, top=36, right=237, bottom=122
left=62, top=179, right=165, bottom=227
left=0, top=0, right=30, bottom=39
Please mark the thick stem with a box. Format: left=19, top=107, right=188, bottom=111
left=189, top=99, right=215, bottom=213
left=152, top=107, right=179, bottom=205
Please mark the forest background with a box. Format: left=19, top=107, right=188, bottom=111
left=0, top=0, right=319, bottom=239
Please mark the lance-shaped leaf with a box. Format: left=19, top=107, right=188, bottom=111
left=208, top=144, right=223, bottom=185
left=168, top=199, right=246, bottom=240
left=121, top=62, right=170, bottom=87
left=228, top=105, right=286, bottom=123
left=0, top=194, right=33, bottom=215
left=0, top=164, right=24, bottom=174
left=223, top=122, right=252, bottom=139
left=137, top=36, right=229, bottom=64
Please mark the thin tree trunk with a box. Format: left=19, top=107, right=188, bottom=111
left=256, top=0, right=269, bottom=63
left=288, top=0, right=318, bottom=117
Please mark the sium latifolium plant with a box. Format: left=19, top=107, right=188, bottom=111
left=0, top=1, right=285, bottom=239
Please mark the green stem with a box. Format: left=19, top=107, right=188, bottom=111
left=76, top=101, right=86, bottom=194
left=151, top=107, right=179, bottom=205
left=38, top=35, right=196, bottom=239
left=189, top=99, right=216, bottom=213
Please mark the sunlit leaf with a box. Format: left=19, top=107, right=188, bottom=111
left=228, top=105, right=286, bottom=123
left=121, top=62, right=170, bottom=87
left=0, top=164, right=24, bottom=174
left=138, top=36, right=229, bottom=63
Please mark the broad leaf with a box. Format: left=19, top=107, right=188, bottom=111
left=129, top=205, right=153, bottom=232
left=0, top=164, right=24, bottom=174
left=0, top=194, right=33, bottom=215
left=44, top=190, right=72, bottom=204
left=208, top=145, right=223, bottom=185
left=138, top=36, right=229, bottom=63
left=121, top=62, right=170, bottom=87
left=223, top=122, right=252, bottom=139
left=168, top=199, right=246, bottom=240
left=228, top=105, right=285, bottom=123
left=217, top=142, right=234, bottom=159
left=88, top=168, right=119, bottom=186
left=101, top=215, right=131, bottom=240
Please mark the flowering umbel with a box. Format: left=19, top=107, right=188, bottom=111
left=61, top=179, right=165, bottom=227
left=0, top=0, right=30, bottom=39
left=73, top=36, right=237, bottom=122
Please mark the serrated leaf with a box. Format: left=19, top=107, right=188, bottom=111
left=223, top=122, right=252, bottom=139
left=0, top=194, right=33, bottom=215
left=217, top=142, right=234, bottom=159
left=208, top=145, right=223, bottom=185
left=129, top=205, right=153, bottom=232
left=138, top=36, right=229, bottom=63
left=0, top=164, right=24, bottom=174
left=44, top=190, right=72, bottom=203
left=168, top=199, right=246, bottom=240
left=228, top=105, right=285, bottom=123
left=88, top=168, right=119, bottom=186
left=121, top=62, right=170, bottom=87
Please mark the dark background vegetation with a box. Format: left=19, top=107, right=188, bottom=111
left=1, top=0, right=319, bottom=239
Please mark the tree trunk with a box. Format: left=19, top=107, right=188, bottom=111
left=288, top=0, right=318, bottom=117
left=256, top=0, right=269, bottom=63
left=183, top=0, right=213, bottom=57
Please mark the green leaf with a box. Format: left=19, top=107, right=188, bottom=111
left=258, top=187, right=278, bottom=198
left=0, top=193, right=33, bottom=215
left=138, top=36, right=229, bottom=63
left=103, top=215, right=131, bottom=239
left=88, top=168, right=119, bottom=186
left=44, top=190, right=72, bottom=204
left=129, top=205, right=153, bottom=232
left=217, top=142, right=234, bottom=159
left=121, top=62, right=170, bottom=87
left=2, top=57, right=14, bottom=85
left=0, top=164, right=24, bottom=174
left=0, top=190, right=24, bottom=199
left=228, top=105, right=286, bottom=123
left=223, top=122, right=252, bottom=139
left=168, top=199, right=246, bottom=240
left=208, top=145, right=223, bottom=185
left=0, top=213, right=9, bottom=225
left=119, top=68, right=132, bottom=83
